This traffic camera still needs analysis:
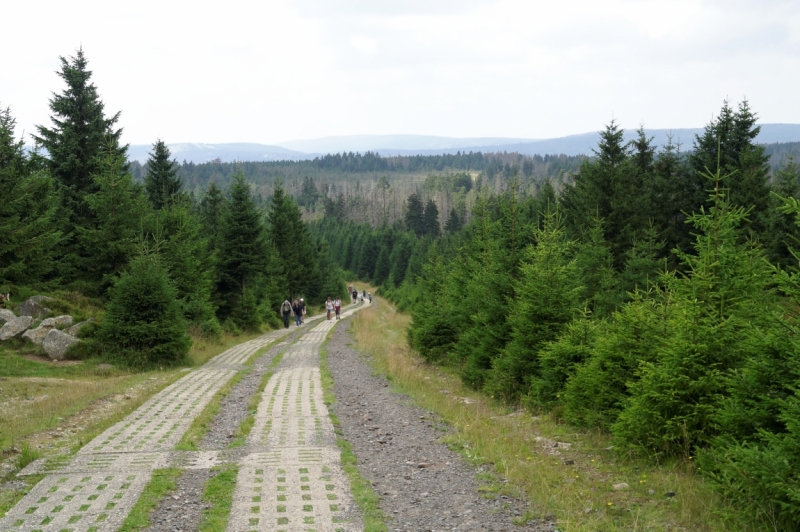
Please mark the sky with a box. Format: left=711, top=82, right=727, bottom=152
left=2, top=0, right=799, bottom=146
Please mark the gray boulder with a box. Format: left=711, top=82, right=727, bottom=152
left=21, top=316, right=74, bottom=345
left=0, top=316, right=34, bottom=341
left=0, top=309, right=15, bottom=325
left=65, top=318, right=95, bottom=337
left=42, top=329, right=79, bottom=360
left=16, top=296, right=53, bottom=319
left=40, top=315, right=73, bottom=328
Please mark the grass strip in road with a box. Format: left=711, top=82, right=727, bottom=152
left=228, top=352, right=285, bottom=447
left=118, top=468, right=182, bottom=532
left=350, top=294, right=763, bottom=532
left=197, top=465, right=238, bottom=532
left=320, top=334, right=387, bottom=532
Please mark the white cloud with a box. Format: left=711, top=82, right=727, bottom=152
left=1, top=0, right=798, bottom=145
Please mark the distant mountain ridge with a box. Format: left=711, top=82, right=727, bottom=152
left=128, top=124, right=800, bottom=164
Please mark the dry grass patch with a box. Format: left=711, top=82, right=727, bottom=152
left=350, top=294, right=764, bottom=532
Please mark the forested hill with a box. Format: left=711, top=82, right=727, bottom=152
left=130, top=150, right=585, bottom=192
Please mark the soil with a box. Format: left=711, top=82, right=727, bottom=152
left=326, top=313, right=559, bottom=532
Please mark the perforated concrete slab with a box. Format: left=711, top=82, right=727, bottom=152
left=228, top=301, right=370, bottom=532
left=1, top=472, right=151, bottom=532
left=0, top=322, right=300, bottom=532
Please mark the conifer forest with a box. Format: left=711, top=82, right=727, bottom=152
left=3, top=49, right=800, bottom=529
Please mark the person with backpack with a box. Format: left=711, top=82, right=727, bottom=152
left=326, top=297, right=334, bottom=320
left=334, top=297, right=342, bottom=320
left=352, top=289, right=358, bottom=304
left=280, top=299, right=293, bottom=329
left=299, top=298, right=306, bottom=324
left=292, top=299, right=303, bottom=327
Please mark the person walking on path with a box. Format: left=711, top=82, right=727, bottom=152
left=280, top=299, right=293, bottom=329
left=352, top=289, right=358, bottom=304
left=299, top=298, right=306, bottom=324
left=334, top=297, right=342, bottom=320
left=292, top=299, right=303, bottom=327
left=326, top=297, right=334, bottom=320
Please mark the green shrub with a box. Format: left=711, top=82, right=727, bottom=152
left=99, top=253, right=191, bottom=367
left=222, top=318, right=241, bottom=335
left=200, top=317, right=222, bottom=339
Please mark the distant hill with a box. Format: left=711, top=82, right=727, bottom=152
left=126, top=124, right=800, bottom=164
left=126, top=142, right=316, bottom=164
left=277, top=134, right=536, bottom=154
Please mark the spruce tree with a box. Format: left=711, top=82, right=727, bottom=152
left=266, top=179, right=314, bottom=298
left=485, top=208, right=582, bottom=402
left=0, top=107, right=61, bottom=286
left=144, top=139, right=183, bottom=209
left=423, top=199, right=440, bottom=236
left=78, top=138, right=148, bottom=295
left=405, top=193, right=425, bottom=236
left=34, top=48, right=126, bottom=278
left=217, top=172, right=273, bottom=322
left=99, top=244, right=190, bottom=367
left=444, top=207, right=462, bottom=233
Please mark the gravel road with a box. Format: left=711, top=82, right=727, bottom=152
left=327, top=311, right=558, bottom=532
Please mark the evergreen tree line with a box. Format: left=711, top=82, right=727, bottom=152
left=316, top=100, right=800, bottom=528
left=1, top=49, right=346, bottom=366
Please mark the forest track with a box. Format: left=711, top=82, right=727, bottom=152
left=0, top=305, right=343, bottom=532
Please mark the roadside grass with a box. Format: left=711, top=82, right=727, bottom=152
left=350, top=294, right=765, bottom=532
left=118, top=468, right=182, bottom=532
left=319, top=332, right=387, bottom=532
left=197, top=465, right=238, bottom=532
left=0, top=474, right=43, bottom=518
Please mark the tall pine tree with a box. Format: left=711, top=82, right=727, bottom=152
left=144, top=139, right=183, bottom=209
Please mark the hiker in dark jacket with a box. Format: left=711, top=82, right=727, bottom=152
left=280, top=299, right=293, bottom=329
left=292, top=299, right=303, bottom=327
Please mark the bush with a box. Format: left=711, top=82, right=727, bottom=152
left=99, top=253, right=191, bottom=367
left=200, top=317, right=222, bottom=339
left=222, top=318, right=241, bottom=335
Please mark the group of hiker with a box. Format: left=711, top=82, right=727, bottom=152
left=281, top=287, right=373, bottom=328
left=280, top=297, right=306, bottom=328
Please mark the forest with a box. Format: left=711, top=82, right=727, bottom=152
left=3, top=48, right=800, bottom=529
left=312, top=103, right=800, bottom=528
left=1, top=49, right=346, bottom=366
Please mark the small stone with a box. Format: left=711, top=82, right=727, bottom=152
left=613, top=483, right=630, bottom=490
left=648, top=489, right=655, bottom=495
left=563, top=459, right=574, bottom=465
left=665, top=491, right=676, bottom=498
left=584, top=507, right=592, bottom=514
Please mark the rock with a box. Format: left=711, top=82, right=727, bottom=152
left=613, top=483, right=630, bottom=490
left=0, top=309, right=15, bottom=325
left=0, top=316, right=33, bottom=340
left=42, top=329, right=79, bottom=360
left=665, top=491, right=676, bottom=498
left=648, top=489, right=655, bottom=495
left=22, top=326, right=51, bottom=345
left=65, top=318, right=94, bottom=337
left=563, top=459, right=575, bottom=465
left=21, top=316, right=74, bottom=345
left=16, top=296, right=53, bottom=319
left=40, top=315, right=73, bottom=328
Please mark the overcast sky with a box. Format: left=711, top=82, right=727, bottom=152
left=3, top=0, right=799, bottom=146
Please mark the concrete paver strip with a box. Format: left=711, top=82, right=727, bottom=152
left=0, top=321, right=312, bottom=532
left=227, top=303, right=368, bottom=532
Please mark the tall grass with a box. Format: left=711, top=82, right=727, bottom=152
left=350, top=294, right=765, bottom=532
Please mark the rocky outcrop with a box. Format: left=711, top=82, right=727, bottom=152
left=21, top=315, right=75, bottom=345
left=0, top=316, right=34, bottom=341
left=65, top=318, right=94, bottom=337
left=16, top=296, right=53, bottom=319
left=42, top=329, right=79, bottom=360
left=0, top=309, right=15, bottom=325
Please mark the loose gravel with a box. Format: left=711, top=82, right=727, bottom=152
left=326, top=312, right=559, bottom=532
